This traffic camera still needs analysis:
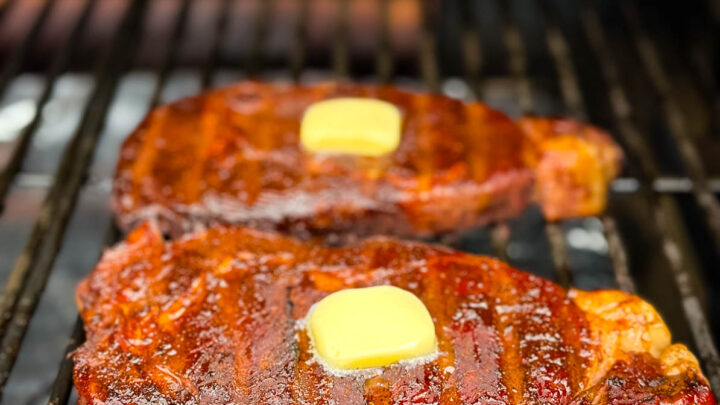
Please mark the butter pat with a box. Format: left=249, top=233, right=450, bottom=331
left=308, top=285, right=436, bottom=370
left=300, top=98, right=402, bottom=157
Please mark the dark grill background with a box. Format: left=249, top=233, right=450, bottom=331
left=0, top=0, right=717, bottom=403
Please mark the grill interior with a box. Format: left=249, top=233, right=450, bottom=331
left=0, top=0, right=718, bottom=403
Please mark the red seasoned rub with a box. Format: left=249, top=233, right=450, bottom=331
left=74, top=222, right=715, bottom=404
left=113, top=82, right=621, bottom=238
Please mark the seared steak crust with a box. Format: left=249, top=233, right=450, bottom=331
left=74, top=223, right=715, bottom=404
left=113, top=82, right=621, bottom=238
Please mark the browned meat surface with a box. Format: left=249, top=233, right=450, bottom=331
left=74, top=222, right=715, bottom=404
left=113, top=82, right=621, bottom=238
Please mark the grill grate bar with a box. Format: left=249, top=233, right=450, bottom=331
left=0, top=0, right=96, bottom=210
left=0, top=0, right=57, bottom=99
left=148, top=0, right=192, bottom=108
left=544, top=223, right=572, bottom=288
left=376, top=0, right=393, bottom=82
left=497, top=0, right=573, bottom=288
left=247, top=1, right=272, bottom=80
left=458, top=0, right=482, bottom=96
left=290, top=0, right=309, bottom=82
left=541, top=5, right=586, bottom=120
left=489, top=224, right=511, bottom=261
left=247, top=0, right=274, bottom=78
left=418, top=0, right=440, bottom=92
left=600, top=215, right=635, bottom=292
left=0, top=0, right=148, bottom=395
left=696, top=1, right=719, bottom=92
left=655, top=196, right=720, bottom=391
left=614, top=176, right=720, bottom=194
left=201, top=0, right=232, bottom=90
left=537, top=0, right=635, bottom=293
left=580, top=0, right=720, bottom=392
left=47, top=224, right=121, bottom=405
left=332, top=0, right=350, bottom=79
left=46, top=317, right=84, bottom=405
left=621, top=1, right=720, bottom=257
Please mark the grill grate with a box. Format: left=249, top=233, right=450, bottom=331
left=0, top=0, right=717, bottom=403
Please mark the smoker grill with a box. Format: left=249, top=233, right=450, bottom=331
left=0, top=0, right=717, bottom=403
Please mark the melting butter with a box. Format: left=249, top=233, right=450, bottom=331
left=308, top=285, right=437, bottom=370
left=300, top=98, right=401, bottom=157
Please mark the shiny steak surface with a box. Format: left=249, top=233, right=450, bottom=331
left=74, top=223, right=715, bottom=404
left=113, top=82, right=621, bottom=238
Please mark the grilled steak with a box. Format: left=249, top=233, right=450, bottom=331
left=113, top=82, right=621, bottom=238
left=74, top=222, right=715, bottom=404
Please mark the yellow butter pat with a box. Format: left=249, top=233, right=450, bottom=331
left=308, top=285, right=437, bottom=370
left=300, top=98, right=402, bottom=157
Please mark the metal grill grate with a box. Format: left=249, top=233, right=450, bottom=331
left=0, top=0, right=717, bottom=403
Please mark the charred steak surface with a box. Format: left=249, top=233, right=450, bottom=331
left=113, top=82, right=621, bottom=238
left=74, top=223, right=714, bottom=404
